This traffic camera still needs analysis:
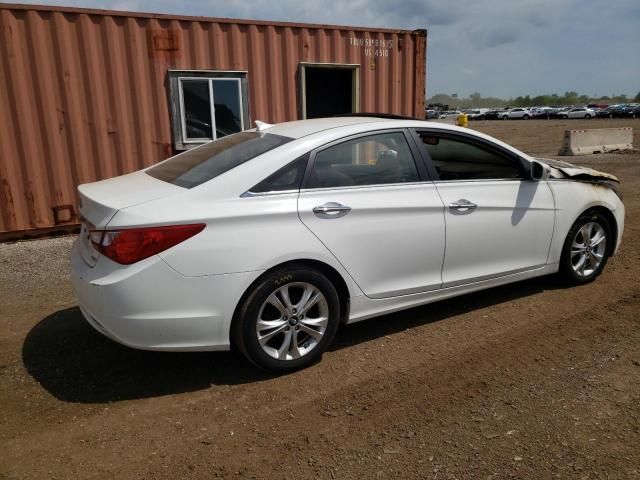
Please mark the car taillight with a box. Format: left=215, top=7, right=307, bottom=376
left=90, top=224, right=205, bottom=265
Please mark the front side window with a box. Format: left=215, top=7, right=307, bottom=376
left=417, top=132, right=523, bottom=181
left=169, top=71, right=248, bottom=150
left=307, top=132, right=419, bottom=189
left=147, top=132, right=293, bottom=188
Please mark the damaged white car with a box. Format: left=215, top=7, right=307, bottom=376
left=71, top=117, right=624, bottom=371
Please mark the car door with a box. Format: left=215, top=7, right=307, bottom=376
left=412, top=129, right=555, bottom=287
left=297, top=130, right=446, bottom=299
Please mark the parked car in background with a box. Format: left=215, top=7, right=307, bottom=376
left=425, top=109, right=440, bottom=120
left=530, top=107, right=553, bottom=119
left=71, top=116, right=625, bottom=371
left=596, top=107, right=614, bottom=118
left=552, top=107, right=571, bottom=119
left=563, top=107, right=597, bottom=119
left=483, top=109, right=504, bottom=120
left=439, top=111, right=462, bottom=119
left=596, top=105, right=630, bottom=118
left=623, top=105, right=640, bottom=118
left=502, top=108, right=531, bottom=120
left=467, top=109, right=490, bottom=120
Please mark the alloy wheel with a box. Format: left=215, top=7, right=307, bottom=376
left=255, top=282, right=329, bottom=360
left=570, top=222, right=607, bottom=278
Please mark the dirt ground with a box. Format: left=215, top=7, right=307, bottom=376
left=1, top=119, right=639, bottom=480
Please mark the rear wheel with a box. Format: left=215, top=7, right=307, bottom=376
left=233, top=265, right=340, bottom=372
left=560, top=211, right=611, bottom=284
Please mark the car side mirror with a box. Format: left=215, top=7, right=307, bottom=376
left=530, top=161, right=547, bottom=181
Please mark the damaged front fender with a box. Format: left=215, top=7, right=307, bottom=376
left=536, top=157, right=619, bottom=182
left=536, top=157, right=622, bottom=200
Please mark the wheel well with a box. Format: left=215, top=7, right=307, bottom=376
left=580, top=206, right=618, bottom=256
left=229, top=259, right=351, bottom=346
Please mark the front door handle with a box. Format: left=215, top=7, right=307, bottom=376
left=448, top=199, right=478, bottom=211
left=313, top=202, right=351, bottom=219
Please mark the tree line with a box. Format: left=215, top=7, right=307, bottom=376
left=427, top=91, right=640, bottom=109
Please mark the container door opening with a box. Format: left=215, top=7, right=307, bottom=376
left=301, top=64, right=359, bottom=119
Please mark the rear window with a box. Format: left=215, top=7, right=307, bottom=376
left=146, top=132, right=293, bottom=188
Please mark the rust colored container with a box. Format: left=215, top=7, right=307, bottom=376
left=0, top=3, right=427, bottom=239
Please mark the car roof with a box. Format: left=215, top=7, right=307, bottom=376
left=254, top=115, right=524, bottom=139
left=258, top=117, right=387, bottom=139
left=247, top=117, right=531, bottom=160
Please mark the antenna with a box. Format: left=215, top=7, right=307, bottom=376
left=255, top=120, right=274, bottom=132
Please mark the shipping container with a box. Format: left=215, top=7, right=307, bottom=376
left=0, top=3, right=427, bottom=239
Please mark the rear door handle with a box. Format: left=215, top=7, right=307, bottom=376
left=448, top=199, right=478, bottom=211
left=313, top=202, right=351, bottom=219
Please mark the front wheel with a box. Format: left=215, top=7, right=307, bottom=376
left=233, top=265, right=341, bottom=372
left=585, top=114, right=592, bottom=119
left=560, top=211, right=611, bottom=284
left=502, top=115, right=509, bottom=120
left=523, top=114, right=529, bottom=119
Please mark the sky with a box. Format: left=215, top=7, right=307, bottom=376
left=7, top=0, right=640, bottom=99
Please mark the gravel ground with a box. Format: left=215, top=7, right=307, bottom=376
left=1, top=119, right=639, bottom=479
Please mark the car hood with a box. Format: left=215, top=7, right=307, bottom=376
left=535, top=157, right=619, bottom=183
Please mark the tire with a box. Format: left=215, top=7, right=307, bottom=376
left=502, top=115, right=509, bottom=120
left=233, top=265, right=341, bottom=372
left=523, top=114, right=529, bottom=120
left=585, top=114, right=591, bottom=119
left=562, top=115, right=568, bottom=119
left=559, top=211, right=612, bottom=284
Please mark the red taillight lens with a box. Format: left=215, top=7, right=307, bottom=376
left=91, top=224, right=205, bottom=265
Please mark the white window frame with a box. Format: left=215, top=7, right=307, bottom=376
left=177, top=77, right=215, bottom=144
left=168, top=70, right=249, bottom=151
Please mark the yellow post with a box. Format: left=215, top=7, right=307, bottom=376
left=456, top=112, right=468, bottom=128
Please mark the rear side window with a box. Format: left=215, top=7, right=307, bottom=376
left=147, top=132, right=293, bottom=188
left=417, top=133, right=523, bottom=181
left=250, top=155, right=309, bottom=194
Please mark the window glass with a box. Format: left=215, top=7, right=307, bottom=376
left=147, top=132, right=293, bottom=188
left=418, top=133, right=522, bottom=181
left=250, top=155, right=309, bottom=193
left=212, top=80, right=243, bottom=138
left=181, top=80, right=213, bottom=140
left=307, top=132, right=419, bottom=189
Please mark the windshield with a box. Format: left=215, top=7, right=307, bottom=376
left=146, top=132, right=293, bottom=188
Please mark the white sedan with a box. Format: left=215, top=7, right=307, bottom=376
left=501, top=108, right=531, bottom=120
left=71, top=117, right=624, bottom=371
left=562, top=107, right=597, bottom=119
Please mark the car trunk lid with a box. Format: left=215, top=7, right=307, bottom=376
left=77, top=171, right=185, bottom=267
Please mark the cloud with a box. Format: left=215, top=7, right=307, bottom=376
left=470, top=29, right=521, bottom=49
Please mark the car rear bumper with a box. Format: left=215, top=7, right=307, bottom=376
left=70, top=239, right=261, bottom=351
